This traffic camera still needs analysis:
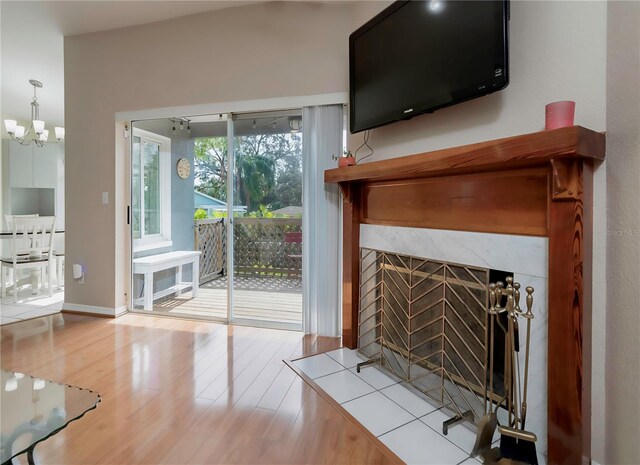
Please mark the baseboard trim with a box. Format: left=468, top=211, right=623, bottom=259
left=62, top=303, right=129, bottom=318
left=114, top=305, right=128, bottom=317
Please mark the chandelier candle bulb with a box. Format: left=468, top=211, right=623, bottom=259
left=4, top=119, right=16, bottom=133
left=33, top=120, right=45, bottom=134
left=33, top=379, right=45, bottom=391
left=4, top=377, right=17, bottom=392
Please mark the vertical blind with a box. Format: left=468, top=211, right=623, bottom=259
left=302, top=105, right=343, bottom=337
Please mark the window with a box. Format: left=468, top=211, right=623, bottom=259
left=132, top=128, right=171, bottom=251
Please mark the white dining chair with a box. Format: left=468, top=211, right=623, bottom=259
left=1, top=216, right=56, bottom=300
left=3, top=214, right=41, bottom=293
left=53, top=234, right=65, bottom=290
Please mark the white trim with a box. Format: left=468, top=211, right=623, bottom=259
left=230, top=318, right=302, bottom=332
left=132, top=128, right=171, bottom=249
left=63, top=302, right=128, bottom=317
left=115, top=305, right=128, bottom=316
left=226, top=116, right=234, bottom=322
left=133, top=240, right=173, bottom=253
left=116, top=92, right=348, bottom=122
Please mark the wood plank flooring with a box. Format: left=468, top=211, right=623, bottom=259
left=151, top=288, right=302, bottom=325
left=0, top=313, right=397, bottom=464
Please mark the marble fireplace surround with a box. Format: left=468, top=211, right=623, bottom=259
left=361, top=224, right=549, bottom=455
left=324, top=126, right=605, bottom=465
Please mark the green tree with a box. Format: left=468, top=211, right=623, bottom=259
left=194, top=131, right=302, bottom=213
left=235, top=153, right=275, bottom=212
left=194, top=137, right=228, bottom=200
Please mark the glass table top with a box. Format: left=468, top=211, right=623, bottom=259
left=0, top=370, right=100, bottom=464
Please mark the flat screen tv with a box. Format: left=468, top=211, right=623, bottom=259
left=349, top=0, right=510, bottom=133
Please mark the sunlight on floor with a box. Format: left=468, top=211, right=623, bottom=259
left=0, top=280, right=64, bottom=325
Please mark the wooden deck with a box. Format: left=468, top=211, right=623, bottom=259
left=149, top=287, right=302, bottom=326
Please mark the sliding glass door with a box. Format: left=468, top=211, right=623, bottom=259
left=229, top=112, right=303, bottom=329
left=130, top=111, right=303, bottom=331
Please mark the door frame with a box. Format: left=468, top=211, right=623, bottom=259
left=121, top=93, right=347, bottom=328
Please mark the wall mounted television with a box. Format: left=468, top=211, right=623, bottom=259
left=349, top=0, right=510, bottom=133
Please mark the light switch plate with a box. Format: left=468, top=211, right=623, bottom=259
left=102, top=192, right=109, bottom=204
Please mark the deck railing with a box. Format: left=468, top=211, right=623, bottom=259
left=194, top=218, right=226, bottom=284
left=194, top=217, right=302, bottom=283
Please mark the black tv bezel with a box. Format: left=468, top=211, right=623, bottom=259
left=349, top=0, right=510, bottom=134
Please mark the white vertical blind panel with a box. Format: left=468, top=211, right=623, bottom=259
left=302, top=105, right=343, bottom=336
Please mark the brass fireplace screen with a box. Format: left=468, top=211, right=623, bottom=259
left=358, top=248, right=489, bottom=424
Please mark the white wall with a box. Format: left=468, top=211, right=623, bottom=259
left=605, top=2, right=640, bottom=464
left=349, top=1, right=608, bottom=462
left=64, top=2, right=355, bottom=311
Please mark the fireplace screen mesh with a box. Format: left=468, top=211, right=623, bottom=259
left=358, top=248, right=489, bottom=424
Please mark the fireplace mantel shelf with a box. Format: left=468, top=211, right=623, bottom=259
left=325, top=126, right=604, bottom=184
left=325, top=125, right=605, bottom=465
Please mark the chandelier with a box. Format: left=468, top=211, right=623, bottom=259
left=4, top=79, right=65, bottom=147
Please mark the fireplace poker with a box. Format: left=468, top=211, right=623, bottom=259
left=506, top=280, right=518, bottom=428
left=520, top=287, right=535, bottom=429
left=512, top=280, right=523, bottom=429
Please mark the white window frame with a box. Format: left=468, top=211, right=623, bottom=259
left=132, top=128, right=172, bottom=252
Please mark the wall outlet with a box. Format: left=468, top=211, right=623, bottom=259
left=73, top=264, right=84, bottom=284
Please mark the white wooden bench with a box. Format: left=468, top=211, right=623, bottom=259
left=132, top=251, right=201, bottom=311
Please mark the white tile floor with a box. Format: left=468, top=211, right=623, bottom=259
left=315, top=369, right=376, bottom=404
left=291, top=353, right=344, bottom=379
left=290, top=348, right=547, bottom=465
left=0, top=286, right=63, bottom=325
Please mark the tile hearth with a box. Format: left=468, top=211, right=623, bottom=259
left=290, top=348, right=547, bottom=465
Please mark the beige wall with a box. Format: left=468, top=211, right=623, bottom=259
left=606, top=2, right=640, bottom=464
left=64, top=2, right=354, bottom=310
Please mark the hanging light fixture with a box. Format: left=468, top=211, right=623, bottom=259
left=4, top=79, right=64, bottom=147
left=170, top=117, right=191, bottom=135
left=288, top=116, right=302, bottom=132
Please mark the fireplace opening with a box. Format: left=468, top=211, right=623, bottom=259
left=358, top=248, right=512, bottom=427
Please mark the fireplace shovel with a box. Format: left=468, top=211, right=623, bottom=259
left=471, top=283, right=499, bottom=458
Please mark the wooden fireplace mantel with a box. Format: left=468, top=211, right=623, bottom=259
left=324, top=126, right=605, bottom=465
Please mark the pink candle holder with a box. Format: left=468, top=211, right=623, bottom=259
left=545, top=101, right=575, bottom=130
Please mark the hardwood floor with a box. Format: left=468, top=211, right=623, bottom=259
left=0, top=313, right=398, bottom=464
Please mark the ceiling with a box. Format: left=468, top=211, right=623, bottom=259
left=0, top=1, right=262, bottom=129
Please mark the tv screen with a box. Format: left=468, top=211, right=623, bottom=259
left=349, top=0, right=509, bottom=133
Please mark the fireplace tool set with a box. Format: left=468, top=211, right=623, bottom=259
left=472, top=277, right=538, bottom=465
